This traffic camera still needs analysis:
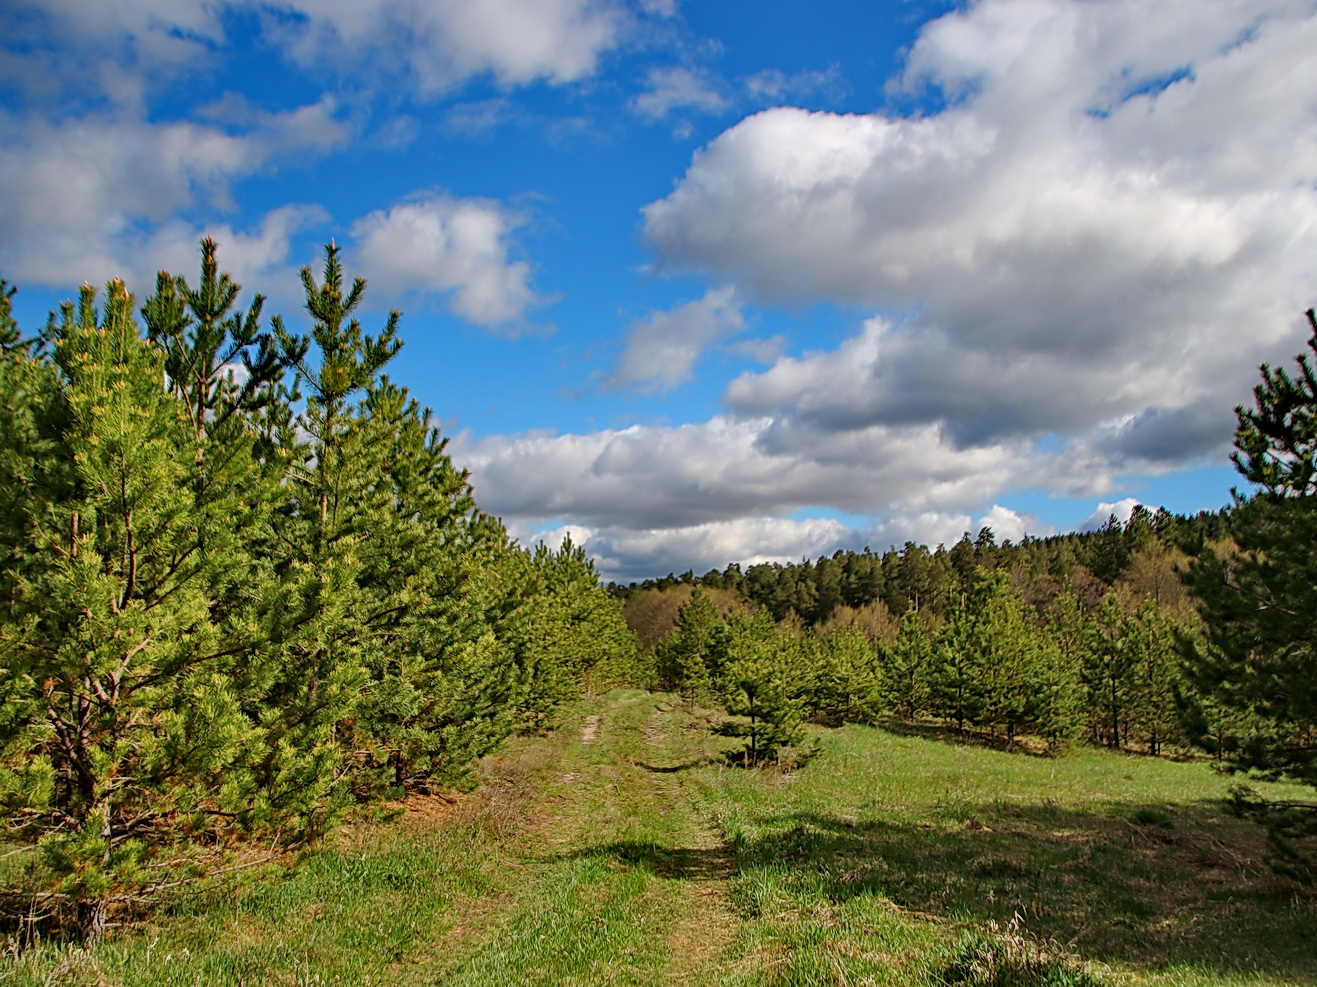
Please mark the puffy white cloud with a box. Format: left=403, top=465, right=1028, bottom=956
left=500, top=505, right=1050, bottom=583
left=579, top=516, right=854, bottom=582
left=607, top=286, right=744, bottom=391
left=0, top=105, right=344, bottom=291
left=642, top=0, right=1317, bottom=481
left=1079, top=497, right=1141, bottom=532
left=4, top=0, right=636, bottom=107
left=350, top=194, right=540, bottom=330
left=630, top=66, right=729, bottom=120
left=454, top=414, right=1033, bottom=532
left=264, top=0, right=629, bottom=93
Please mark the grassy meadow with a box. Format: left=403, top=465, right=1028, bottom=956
left=4, top=689, right=1315, bottom=986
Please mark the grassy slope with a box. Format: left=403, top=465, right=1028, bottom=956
left=3, top=690, right=1315, bottom=986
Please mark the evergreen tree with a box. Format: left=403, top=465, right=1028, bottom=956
left=0, top=282, right=278, bottom=939
left=498, top=536, right=637, bottom=730
left=1126, top=598, right=1182, bottom=755
left=1082, top=593, right=1141, bottom=749
left=809, top=624, right=883, bottom=723
left=710, top=609, right=806, bottom=764
left=880, top=605, right=936, bottom=720
left=1183, top=308, right=1317, bottom=785
left=654, top=589, right=722, bottom=698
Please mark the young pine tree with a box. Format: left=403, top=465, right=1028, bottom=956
left=0, top=282, right=278, bottom=940
left=880, top=604, right=936, bottom=720
left=710, top=609, right=807, bottom=764
left=654, top=589, right=722, bottom=699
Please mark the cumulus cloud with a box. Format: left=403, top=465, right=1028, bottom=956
left=1079, top=498, right=1142, bottom=532
left=0, top=0, right=225, bottom=111
left=607, top=286, right=744, bottom=391
left=580, top=516, right=854, bottom=582
left=350, top=194, right=540, bottom=330
left=263, top=0, right=630, bottom=93
left=4, top=0, right=636, bottom=106
left=454, top=414, right=1033, bottom=532
left=0, top=105, right=344, bottom=291
left=503, top=505, right=1048, bottom=583
left=643, top=0, right=1317, bottom=480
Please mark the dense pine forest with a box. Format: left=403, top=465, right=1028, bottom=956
left=0, top=243, right=636, bottom=940
left=2, top=242, right=1317, bottom=978
left=612, top=507, right=1229, bottom=759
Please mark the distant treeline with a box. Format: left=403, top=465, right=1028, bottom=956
left=614, top=506, right=1242, bottom=764
left=612, top=504, right=1232, bottom=626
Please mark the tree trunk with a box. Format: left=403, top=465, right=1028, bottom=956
left=77, top=898, right=108, bottom=944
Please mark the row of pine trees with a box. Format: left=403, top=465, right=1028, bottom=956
left=0, top=243, right=635, bottom=938
left=641, top=539, right=1226, bottom=764
left=0, top=238, right=1294, bottom=937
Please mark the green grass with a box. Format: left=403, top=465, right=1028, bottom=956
left=2, top=691, right=1315, bottom=986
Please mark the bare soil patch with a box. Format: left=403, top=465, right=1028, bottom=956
left=580, top=714, right=602, bottom=743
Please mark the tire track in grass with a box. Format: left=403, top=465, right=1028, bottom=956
left=421, top=691, right=746, bottom=987
left=639, top=704, right=742, bottom=985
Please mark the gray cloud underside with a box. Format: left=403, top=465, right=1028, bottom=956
left=456, top=415, right=1035, bottom=530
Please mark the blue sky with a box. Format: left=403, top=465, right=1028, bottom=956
left=2, top=0, right=1313, bottom=581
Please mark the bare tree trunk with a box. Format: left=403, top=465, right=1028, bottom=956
left=77, top=898, right=108, bottom=944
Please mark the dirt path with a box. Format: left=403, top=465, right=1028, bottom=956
left=422, top=691, right=746, bottom=986
left=639, top=707, right=741, bottom=983
left=580, top=713, right=602, bottom=743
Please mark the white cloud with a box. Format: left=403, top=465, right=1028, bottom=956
left=265, top=0, right=630, bottom=93
left=1079, top=497, right=1141, bottom=532
left=0, top=0, right=224, bottom=110
left=350, top=194, right=540, bottom=330
left=582, top=516, right=854, bottom=582
left=630, top=65, right=730, bottom=121
left=4, top=0, right=639, bottom=112
left=607, top=286, right=744, bottom=391
left=454, top=414, right=1033, bottom=533
left=0, top=106, right=344, bottom=291
left=642, top=0, right=1317, bottom=482
left=502, top=505, right=1049, bottom=584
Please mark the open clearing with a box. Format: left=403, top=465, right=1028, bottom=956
left=6, top=689, right=1317, bottom=986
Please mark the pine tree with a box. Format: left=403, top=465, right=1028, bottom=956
left=880, top=605, right=936, bottom=720
left=498, top=536, right=637, bottom=731
left=710, top=609, right=806, bottom=764
left=654, top=589, right=722, bottom=698
left=0, top=282, right=274, bottom=940
left=1082, top=592, right=1141, bottom=749
left=1182, top=308, right=1317, bottom=785
left=809, top=624, right=883, bottom=723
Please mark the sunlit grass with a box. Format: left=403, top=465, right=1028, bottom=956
left=2, top=691, right=1314, bottom=986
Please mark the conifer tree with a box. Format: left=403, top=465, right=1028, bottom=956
left=1126, top=599, right=1182, bottom=755
left=1182, top=308, right=1317, bottom=785
left=809, top=624, right=883, bottom=723
left=710, top=609, right=806, bottom=764
left=654, top=589, right=722, bottom=698
left=1082, top=593, right=1140, bottom=748
left=0, top=282, right=276, bottom=939
left=880, top=605, right=936, bottom=720
left=497, top=536, right=637, bottom=731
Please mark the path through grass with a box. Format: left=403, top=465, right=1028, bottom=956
left=4, top=690, right=1316, bottom=986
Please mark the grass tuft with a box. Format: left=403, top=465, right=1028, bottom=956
left=941, top=919, right=1107, bottom=986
